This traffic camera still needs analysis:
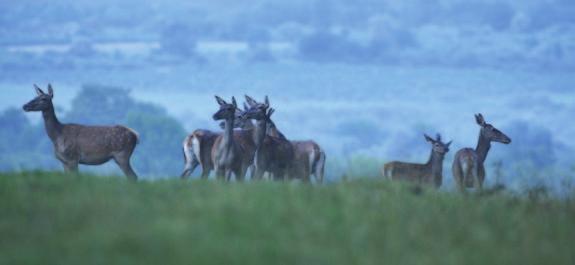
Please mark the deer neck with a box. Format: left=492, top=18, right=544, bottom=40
left=42, top=105, right=62, bottom=142
left=221, top=117, right=235, bottom=151
left=475, top=133, right=491, bottom=165
left=254, top=119, right=267, bottom=148
left=267, top=119, right=288, bottom=140
left=426, top=150, right=444, bottom=177
left=267, top=120, right=280, bottom=138
left=242, top=120, right=255, bottom=131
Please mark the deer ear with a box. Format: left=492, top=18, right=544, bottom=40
left=475, top=113, right=486, bottom=127
left=424, top=134, right=434, bottom=143
left=47, top=84, right=54, bottom=98
left=264, top=96, right=270, bottom=108
left=446, top=141, right=453, bottom=147
left=34, top=84, right=45, bottom=96
left=268, top=108, right=275, bottom=118
left=245, top=95, right=257, bottom=107
left=215, top=95, right=226, bottom=106
left=231, top=96, right=238, bottom=108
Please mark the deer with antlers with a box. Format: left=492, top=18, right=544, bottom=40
left=452, top=114, right=511, bottom=192
left=22, top=84, right=140, bottom=180
left=382, top=134, right=451, bottom=188
left=241, top=96, right=295, bottom=180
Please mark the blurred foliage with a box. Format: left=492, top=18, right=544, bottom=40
left=0, top=108, right=55, bottom=171
left=1, top=172, right=574, bottom=264
left=498, top=120, right=556, bottom=168
left=345, top=155, right=383, bottom=179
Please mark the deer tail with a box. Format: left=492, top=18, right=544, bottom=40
left=181, top=134, right=200, bottom=178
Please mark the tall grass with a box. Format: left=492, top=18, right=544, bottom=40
left=0, top=172, right=573, bottom=265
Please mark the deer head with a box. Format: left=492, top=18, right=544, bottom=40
left=241, top=95, right=270, bottom=121
left=424, top=133, right=452, bottom=155
left=475, top=113, right=511, bottom=144
left=212, top=96, right=238, bottom=121
left=219, top=108, right=252, bottom=130
left=23, top=84, right=54, bottom=112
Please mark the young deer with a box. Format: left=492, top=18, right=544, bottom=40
left=452, top=114, right=511, bottom=192
left=23, top=84, right=139, bottom=180
left=210, top=96, right=253, bottom=181
left=382, top=134, right=451, bottom=188
left=242, top=96, right=294, bottom=181
left=265, top=110, right=326, bottom=183
left=180, top=110, right=254, bottom=179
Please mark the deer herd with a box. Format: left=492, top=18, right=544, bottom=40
left=23, top=84, right=512, bottom=193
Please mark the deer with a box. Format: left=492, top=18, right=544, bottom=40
left=382, top=134, right=451, bottom=188
left=264, top=109, right=326, bottom=183
left=452, top=113, right=511, bottom=192
left=22, top=84, right=139, bottom=180
left=210, top=96, right=254, bottom=181
left=242, top=95, right=295, bottom=181
left=180, top=109, right=254, bottom=179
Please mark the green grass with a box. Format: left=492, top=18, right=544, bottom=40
left=0, top=172, right=574, bottom=265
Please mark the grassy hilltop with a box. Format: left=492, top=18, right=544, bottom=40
left=0, top=172, right=574, bottom=265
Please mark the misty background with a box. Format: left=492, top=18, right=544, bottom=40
left=1, top=0, right=574, bottom=192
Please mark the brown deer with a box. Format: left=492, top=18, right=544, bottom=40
left=22, top=84, right=139, bottom=180
left=210, top=96, right=254, bottom=181
left=382, top=134, right=451, bottom=188
left=452, top=114, right=511, bottom=192
left=180, top=110, right=254, bottom=179
left=265, top=109, right=326, bottom=183
left=242, top=96, right=295, bottom=180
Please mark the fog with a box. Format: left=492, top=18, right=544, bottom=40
left=1, top=0, right=574, bottom=192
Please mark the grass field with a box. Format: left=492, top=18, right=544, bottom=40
left=0, top=172, right=574, bottom=265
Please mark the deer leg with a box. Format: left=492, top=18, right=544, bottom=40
left=238, top=163, right=251, bottom=182
left=225, top=169, right=233, bottom=182
left=248, top=164, right=255, bottom=180
left=215, top=167, right=225, bottom=181
left=115, top=159, right=138, bottom=181
left=234, top=168, right=245, bottom=182
left=274, top=169, right=286, bottom=182
left=113, top=152, right=138, bottom=181
left=200, top=168, right=211, bottom=180
left=181, top=156, right=199, bottom=179
left=312, top=171, right=321, bottom=184
left=315, top=155, right=325, bottom=184
left=63, top=161, right=79, bottom=174
left=474, top=166, right=483, bottom=192
left=299, top=167, right=311, bottom=183
left=253, top=167, right=265, bottom=180
left=300, top=162, right=311, bottom=183
left=452, top=162, right=466, bottom=193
